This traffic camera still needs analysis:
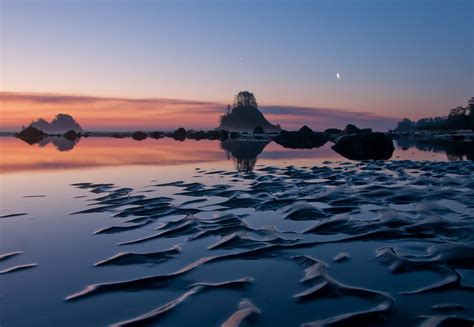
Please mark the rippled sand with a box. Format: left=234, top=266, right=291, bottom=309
left=1, top=160, right=474, bottom=326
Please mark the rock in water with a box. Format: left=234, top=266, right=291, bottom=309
left=149, top=131, right=163, bottom=139
left=171, top=128, right=187, bottom=141
left=344, top=124, right=361, bottom=134
left=132, top=131, right=148, bottom=141
left=274, top=125, right=328, bottom=149
left=63, top=130, right=79, bottom=141
left=332, top=132, right=394, bottom=160
left=15, top=126, right=48, bottom=145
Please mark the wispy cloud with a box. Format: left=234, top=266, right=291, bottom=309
left=261, top=105, right=399, bottom=131
left=0, top=92, right=399, bottom=131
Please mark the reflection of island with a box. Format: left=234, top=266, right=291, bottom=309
left=396, top=137, right=474, bottom=161
left=38, top=136, right=80, bottom=152
left=221, top=139, right=270, bottom=172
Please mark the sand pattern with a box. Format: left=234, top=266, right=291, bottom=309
left=61, top=160, right=474, bottom=326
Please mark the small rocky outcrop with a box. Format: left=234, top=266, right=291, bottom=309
left=186, top=130, right=209, bottom=140
left=15, top=126, right=48, bottom=145
left=343, top=124, right=372, bottom=135
left=63, top=130, right=79, bottom=141
left=332, top=132, right=394, bottom=160
left=343, top=124, right=360, bottom=134
left=253, top=126, right=264, bottom=134
left=132, top=131, right=148, bottom=141
left=229, top=131, right=239, bottom=139
left=324, top=128, right=343, bottom=134
left=170, top=128, right=187, bottom=141
left=149, top=131, right=164, bottom=139
left=274, top=125, right=328, bottom=149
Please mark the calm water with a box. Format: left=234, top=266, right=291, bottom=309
left=1, top=137, right=473, bottom=326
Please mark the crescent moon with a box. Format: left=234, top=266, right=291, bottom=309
left=336, top=73, right=341, bottom=79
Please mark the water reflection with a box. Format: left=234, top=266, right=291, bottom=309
left=396, top=137, right=474, bottom=161
left=221, top=139, right=270, bottom=172
left=37, top=136, right=80, bottom=152
left=2, top=135, right=473, bottom=174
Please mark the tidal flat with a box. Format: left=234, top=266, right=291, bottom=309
left=1, top=138, right=473, bottom=326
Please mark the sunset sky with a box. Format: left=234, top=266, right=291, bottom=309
left=1, top=0, right=472, bottom=131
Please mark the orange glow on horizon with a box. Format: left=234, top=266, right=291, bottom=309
left=0, top=91, right=400, bottom=132
left=0, top=92, right=226, bottom=131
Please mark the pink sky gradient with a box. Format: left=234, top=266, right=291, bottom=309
left=0, top=92, right=399, bottom=132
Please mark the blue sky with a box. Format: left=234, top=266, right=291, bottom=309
left=1, top=0, right=472, bottom=126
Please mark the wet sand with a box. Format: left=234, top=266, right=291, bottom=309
left=1, top=159, right=473, bottom=326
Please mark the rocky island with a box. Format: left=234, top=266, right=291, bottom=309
left=29, top=114, right=83, bottom=134
left=15, top=113, right=84, bottom=146
left=217, top=91, right=281, bottom=133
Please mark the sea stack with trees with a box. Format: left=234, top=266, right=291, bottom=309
left=217, top=91, right=281, bottom=133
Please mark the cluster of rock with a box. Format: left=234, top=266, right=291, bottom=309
left=15, top=126, right=86, bottom=144
left=274, top=126, right=328, bottom=149
left=15, top=114, right=85, bottom=144
left=13, top=92, right=395, bottom=160
left=124, top=123, right=395, bottom=161
left=128, top=129, right=237, bottom=141
left=15, top=126, right=49, bottom=145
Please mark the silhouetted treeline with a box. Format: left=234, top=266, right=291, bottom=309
left=394, top=97, right=474, bottom=132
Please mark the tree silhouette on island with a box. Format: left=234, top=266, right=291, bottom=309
left=217, top=91, right=281, bottom=132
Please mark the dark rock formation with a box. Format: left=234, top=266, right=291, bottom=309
left=15, top=126, right=48, bottom=145
left=220, top=130, right=230, bottom=139
left=217, top=91, right=280, bottom=132
left=343, top=124, right=372, bottom=134
left=63, top=130, right=79, bottom=141
left=274, top=125, right=328, bottom=149
left=30, top=114, right=83, bottom=133
left=167, top=127, right=187, bottom=141
left=343, top=124, right=360, bottom=134
left=174, top=128, right=187, bottom=141
left=132, top=131, right=148, bottom=141
left=219, top=105, right=280, bottom=132
left=149, top=131, right=164, bottom=139
left=324, top=128, right=343, bottom=134
left=160, top=128, right=233, bottom=141
left=229, top=131, right=239, bottom=139
left=332, top=132, right=394, bottom=160
left=186, top=130, right=209, bottom=140
left=253, top=126, right=264, bottom=134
